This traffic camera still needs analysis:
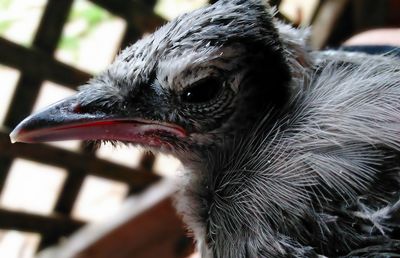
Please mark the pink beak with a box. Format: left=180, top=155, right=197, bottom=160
left=10, top=96, right=187, bottom=146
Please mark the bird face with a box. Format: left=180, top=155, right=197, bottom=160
left=10, top=0, right=291, bottom=156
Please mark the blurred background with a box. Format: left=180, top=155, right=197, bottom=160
left=0, top=0, right=398, bottom=258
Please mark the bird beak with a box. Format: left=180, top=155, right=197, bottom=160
left=9, top=95, right=187, bottom=145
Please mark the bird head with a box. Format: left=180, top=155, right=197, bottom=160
left=10, top=0, right=293, bottom=159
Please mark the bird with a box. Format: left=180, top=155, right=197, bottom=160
left=10, top=0, right=400, bottom=257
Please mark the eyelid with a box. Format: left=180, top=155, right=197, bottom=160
left=181, top=73, right=225, bottom=90
left=180, top=76, right=225, bottom=104
left=179, top=66, right=222, bottom=88
left=192, top=76, right=220, bottom=87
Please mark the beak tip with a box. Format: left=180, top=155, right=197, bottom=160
left=9, top=122, right=26, bottom=143
left=9, top=128, right=19, bottom=144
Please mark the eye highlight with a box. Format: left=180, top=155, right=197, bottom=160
left=181, top=77, right=223, bottom=104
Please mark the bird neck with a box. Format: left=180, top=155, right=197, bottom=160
left=174, top=106, right=293, bottom=253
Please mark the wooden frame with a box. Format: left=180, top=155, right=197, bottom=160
left=0, top=0, right=168, bottom=253
left=2, top=0, right=392, bottom=256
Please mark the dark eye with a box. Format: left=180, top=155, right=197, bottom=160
left=181, top=77, right=223, bottom=104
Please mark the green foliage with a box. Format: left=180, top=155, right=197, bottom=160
left=59, top=35, right=79, bottom=50
left=0, top=0, right=13, bottom=10
left=71, top=3, right=110, bottom=27
left=0, top=0, right=15, bottom=35
left=0, top=19, right=13, bottom=34
left=58, top=1, right=113, bottom=56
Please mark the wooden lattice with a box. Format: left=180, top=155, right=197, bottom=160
left=0, top=0, right=166, bottom=252
left=0, top=0, right=395, bottom=256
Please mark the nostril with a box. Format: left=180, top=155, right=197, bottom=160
left=72, top=102, right=99, bottom=115
left=72, top=103, right=83, bottom=114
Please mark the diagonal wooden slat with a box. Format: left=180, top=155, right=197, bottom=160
left=35, top=180, right=194, bottom=258
left=0, top=0, right=172, bottom=253
left=119, top=23, right=142, bottom=49
left=0, top=131, right=160, bottom=188
left=137, top=0, right=158, bottom=8
left=53, top=171, right=86, bottom=215
left=0, top=157, right=12, bottom=195
left=4, top=76, right=47, bottom=129
left=0, top=208, right=84, bottom=236
left=89, top=0, right=165, bottom=33
left=1, top=3, right=86, bottom=249
left=0, top=1, right=77, bottom=224
left=74, top=198, right=193, bottom=258
left=4, top=0, right=76, bottom=129
left=0, top=38, right=91, bottom=88
left=33, top=0, right=75, bottom=53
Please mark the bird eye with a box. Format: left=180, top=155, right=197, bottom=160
left=181, top=77, right=223, bottom=104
